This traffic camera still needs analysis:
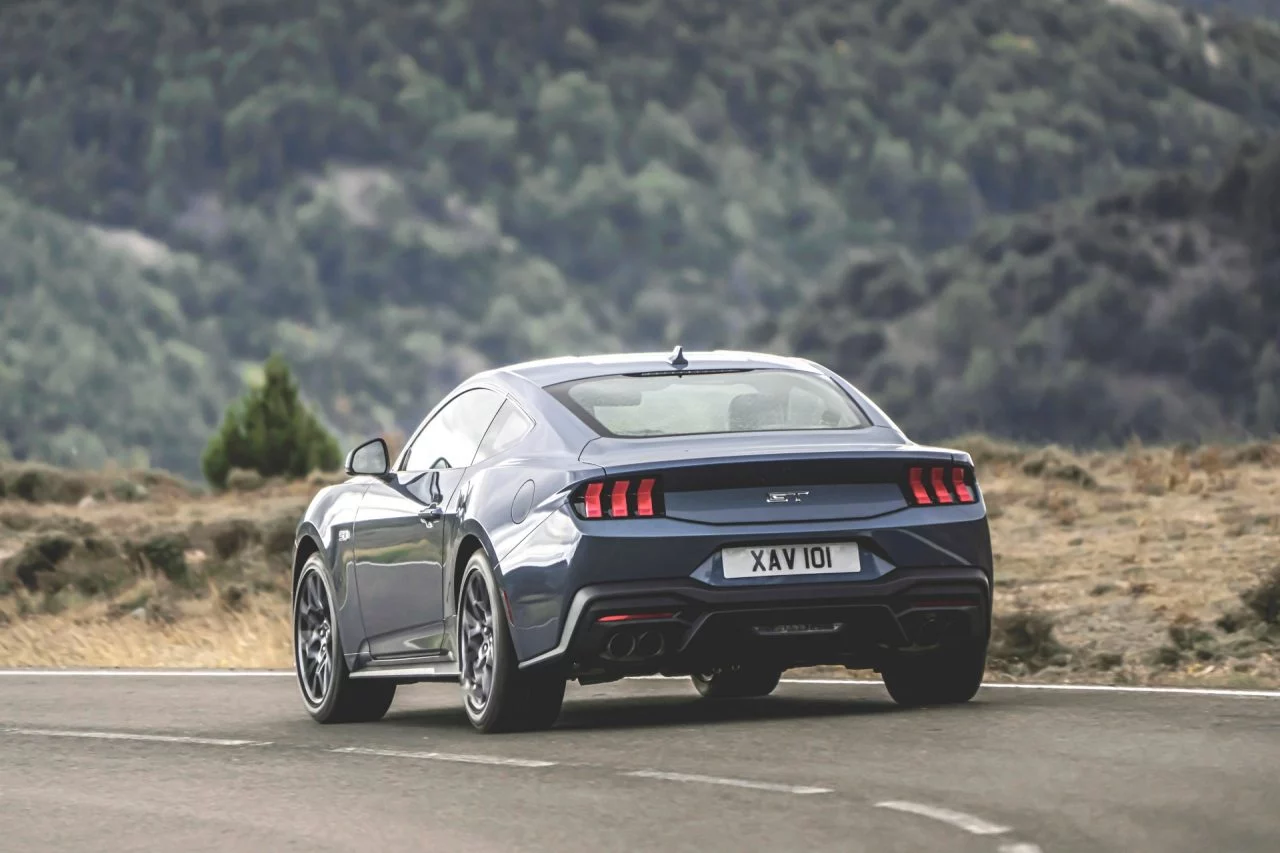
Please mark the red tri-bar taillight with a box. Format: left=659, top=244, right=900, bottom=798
left=573, top=476, right=665, bottom=519
left=909, top=467, right=932, bottom=505
left=906, top=465, right=978, bottom=506
left=582, top=482, right=604, bottom=518
left=636, top=478, right=656, bottom=517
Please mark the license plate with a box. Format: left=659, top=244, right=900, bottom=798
left=721, top=542, right=860, bottom=579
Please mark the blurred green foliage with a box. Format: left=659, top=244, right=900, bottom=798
left=772, top=136, right=1280, bottom=445
left=1, top=0, right=1279, bottom=475
left=201, top=355, right=340, bottom=488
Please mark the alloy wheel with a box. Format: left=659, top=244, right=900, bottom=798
left=295, top=570, right=334, bottom=706
left=460, top=571, right=496, bottom=714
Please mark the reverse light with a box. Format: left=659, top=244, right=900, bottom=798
left=905, top=465, right=978, bottom=506
left=572, top=476, right=665, bottom=519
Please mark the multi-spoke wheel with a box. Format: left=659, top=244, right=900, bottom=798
left=293, top=554, right=396, bottom=724
left=295, top=568, right=334, bottom=706
left=458, top=550, right=566, bottom=734
left=460, top=570, right=497, bottom=716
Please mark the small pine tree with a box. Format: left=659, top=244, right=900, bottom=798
left=201, top=354, right=341, bottom=488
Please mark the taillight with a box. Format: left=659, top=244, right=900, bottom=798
left=905, top=465, right=978, bottom=506
left=572, top=476, right=665, bottom=519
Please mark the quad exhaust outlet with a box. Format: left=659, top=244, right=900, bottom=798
left=603, top=629, right=666, bottom=662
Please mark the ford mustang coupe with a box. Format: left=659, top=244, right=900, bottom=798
left=291, top=348, right=993, bottom=733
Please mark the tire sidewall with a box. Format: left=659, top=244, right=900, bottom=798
left=293, top=554, right=345, bottom=719
left=458, top=550, right=514, bottom=730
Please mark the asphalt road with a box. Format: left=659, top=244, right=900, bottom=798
left=0, top=673, right=1277, bottom=853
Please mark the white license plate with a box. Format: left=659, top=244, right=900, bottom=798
left=721, top=542, right=861, bottom=579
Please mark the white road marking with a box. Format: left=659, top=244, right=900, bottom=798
left=633, top=673, right=1280, bottom=699
left=623, top=769, right=832, bottom=795
left=3, top=727, right=271, bottom=747
left=1, top=669, right=1277, bottom=700
left=783, top=677, right=1280, bottom=699
left=999, top=844, right=1045, bottom=853
left=330, top=746, right=556, bottom=768
left=977, top=681, right=1280, bottom=699
left=875, top=800, right=1010, bottom=836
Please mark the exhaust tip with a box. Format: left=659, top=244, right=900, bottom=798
left=605, top=631, right=636, bottom=659
left=635, top=630, right=665, bottom=658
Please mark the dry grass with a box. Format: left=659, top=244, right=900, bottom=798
left=2, top=443, right=1279, bottom=686
left=0, top=585, right=291, bottom=669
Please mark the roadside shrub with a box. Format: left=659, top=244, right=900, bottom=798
left=220, top=583, right=248, bottom=611
left=110, top=479, right=148, bottom=502
left=0, top=465, right=90, bottom=504
left=1167, top=615, right=1219, bottom=661
left=201, top=354, right=341, bottom=489
left=1242, top=566, right=1280, bottom=625
left=225, top=468, right=265, bottom=492
left=988, top=608, right=1071, bottom=672
left=1020, top=447, right=1097, bottom=489
left=6, top=532, right=77, bottom=591
left=204, top=518, right=262, bottom=560
left=136, top=534, right=189, bottom=582
left=261, top=512, right=298, bottom=557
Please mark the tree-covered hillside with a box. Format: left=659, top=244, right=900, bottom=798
left=771, top=135, right=1280, bottom=446
left=1172, top=0, right=1280, bottom=21
left=2, top=0, right=1280, bottom=474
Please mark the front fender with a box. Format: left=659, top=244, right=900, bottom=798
left=294, top=482, right=370, bottom=661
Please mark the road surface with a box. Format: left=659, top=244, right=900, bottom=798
left=0, top=672, right=1277, bottom=852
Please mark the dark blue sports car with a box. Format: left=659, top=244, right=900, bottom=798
left=291, top=348, right=993, bottom=733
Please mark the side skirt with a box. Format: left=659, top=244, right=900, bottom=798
left=348, top=657, right=461, bottom=684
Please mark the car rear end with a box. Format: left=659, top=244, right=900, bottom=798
left=504, top=358, right=993, bottom=688
left=539, top=441, right=989, bottom=681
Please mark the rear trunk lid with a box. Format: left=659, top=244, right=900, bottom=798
left=578, top=430, right=962, bottom=524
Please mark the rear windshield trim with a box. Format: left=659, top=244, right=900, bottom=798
left=545, top=368, right=871, bottom=440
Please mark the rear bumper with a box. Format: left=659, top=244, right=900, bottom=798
left=518, top=566, right=990, bottom=675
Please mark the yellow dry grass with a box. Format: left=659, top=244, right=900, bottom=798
left=0, top=583, right=292, bottom=669
left=1, top=443, right=1278, bottom=685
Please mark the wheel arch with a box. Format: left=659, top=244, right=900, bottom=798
left=453, top=535, right=488, bottom=610
left=293, top=532, right=322, bottom=594
left=451, top=523, right=503, bottom=616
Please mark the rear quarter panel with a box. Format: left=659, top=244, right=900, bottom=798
left=445, top=404, right=604, bottom=656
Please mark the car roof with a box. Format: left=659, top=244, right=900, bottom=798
left=493, top=350, right=827, bottom=387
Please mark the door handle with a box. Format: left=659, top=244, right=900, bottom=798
left=418, top=505, right=443, bottom=522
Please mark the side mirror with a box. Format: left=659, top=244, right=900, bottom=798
left=345, top=438, right=390, bottom=477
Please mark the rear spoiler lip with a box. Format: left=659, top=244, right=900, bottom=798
left=585, top=448, right=964, bottom=479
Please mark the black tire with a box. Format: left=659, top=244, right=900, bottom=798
left=458, top=550, right=566, bottom=734
left=881, top=634, right=988, bottom=708
left=691, top=665, right=783, bottom=699
left=294, top=554, right=396, bottom=724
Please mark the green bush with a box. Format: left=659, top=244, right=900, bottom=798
left=136, top=534, right=190, bottom=583
left=201, top=355, right=341, bottom=489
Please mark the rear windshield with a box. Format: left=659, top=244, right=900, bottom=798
left=545, top=369, right=869, bottom=438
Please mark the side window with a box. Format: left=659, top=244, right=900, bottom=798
left=402, top=388, right=505, bottom=471
left=474, top=400, right=534, bottom=465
